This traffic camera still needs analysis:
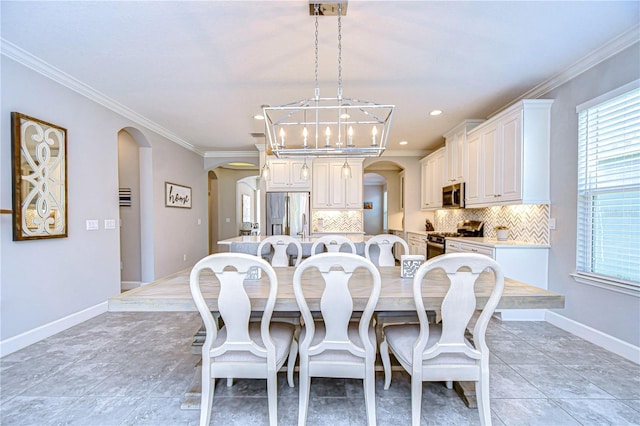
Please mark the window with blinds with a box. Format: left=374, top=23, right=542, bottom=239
left=576, top=81, right=640, bottom=289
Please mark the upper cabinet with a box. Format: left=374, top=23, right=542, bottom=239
left=265, top=158, right=312, bottom=191
left=465, top=99, right=554, bottom=207
left=443, top=120, right=484, bottom=184
left=420, top=148, right=445, bottom=210
left=312, top=158, right=363, bottom=209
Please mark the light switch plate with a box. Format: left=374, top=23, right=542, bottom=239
left=86, top=220, right=99, bottom=231
left=104, top=219, right=116, bottom=229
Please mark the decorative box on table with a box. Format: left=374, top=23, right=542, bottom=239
left=246, top=266, right=262, bottom=280
left=401, top=255, right=425, bottom=278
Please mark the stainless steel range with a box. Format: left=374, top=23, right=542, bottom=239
left=426, top=220, right=484, bottom=259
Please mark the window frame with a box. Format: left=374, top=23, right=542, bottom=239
left=572, top=79, right=640, bottom=297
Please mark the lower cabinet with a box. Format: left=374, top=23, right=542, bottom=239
left=389, top=230, right=405, bottom=261
left=407, top=232, right=427, bottom=257
left=445, top=239, right=549, bottom=320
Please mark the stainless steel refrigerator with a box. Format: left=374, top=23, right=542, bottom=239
left=265, top=192, right=310, bottom=236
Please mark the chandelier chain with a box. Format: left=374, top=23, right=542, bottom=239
left=314, top=4, right=320, bottom=99
left=337, top=4, right=343, bottom=99
left=262, top=3, right=395, bottom=159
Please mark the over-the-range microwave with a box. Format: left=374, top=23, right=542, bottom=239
left=442, top=183, right=465, bottom=208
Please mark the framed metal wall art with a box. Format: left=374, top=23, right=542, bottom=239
left=11, top=112, right=68, bottom=241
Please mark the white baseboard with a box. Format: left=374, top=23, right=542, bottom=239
left=498, top=309, right=546, bottom=321
left=546, top=311, right=640, bottom=364
left=121, top=281, right=141, bottom=291
left=0, top=302, right=108, bottom=357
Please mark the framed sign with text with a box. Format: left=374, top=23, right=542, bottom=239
left=165, top=182, right=192, bottom=209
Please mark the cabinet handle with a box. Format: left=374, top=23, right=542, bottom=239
left=471, top=248, right=478, bottom=252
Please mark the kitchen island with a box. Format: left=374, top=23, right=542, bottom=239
left=218, top=234, right=371, bottom=257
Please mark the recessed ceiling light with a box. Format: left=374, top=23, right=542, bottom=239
left=254, top=105, right=269, bottom=120
left=429, top=110, right=442, bottom=116
left=399, top=141, right=408, bottom=145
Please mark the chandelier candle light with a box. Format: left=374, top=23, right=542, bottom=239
left=262, top=1, right=395, bottom=162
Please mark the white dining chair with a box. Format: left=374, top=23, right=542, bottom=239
left=310, top=235, right=356, bottom=254
left=257, top=235, right=303, bottom=267
left=365, top=234, right=416, bottom=344
left=254, top=235, right=303, bottom=387
left=189, top=253, right=297, bottom=426
left=364, top=233, right=409, bottom=267
left=292, top=253, right=381, bottom=426
left=379, top=253, right=504, bottom=426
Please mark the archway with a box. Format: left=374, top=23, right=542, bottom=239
left=363, top=172, right=386, bottom=235
left=363, top=160, right=405, bottom=234
left=207, top=162, right=259, bottom=253
left=117, top=127, right=153, bottom=290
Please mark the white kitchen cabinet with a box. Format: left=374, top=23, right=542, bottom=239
left=407, top=232, right=427, bottom=257
left=266, top=158, right=312, bottom=191
left=445, top=238, right=549, bottom=320
left=420, top=148, right=445, bottom=210
left=443, top=120, right=484, bottom=184
left=465, top=99, right=553, bottom=207
left=445, top=239, right=495, bottom=257
left=312, top=158, right=363, bottom=209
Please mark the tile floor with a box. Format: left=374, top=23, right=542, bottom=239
left=1, top=312, right=639, bottom=425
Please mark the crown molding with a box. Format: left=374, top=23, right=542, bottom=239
left=4, top=22, right=638, bottom=159
left=203, top=150, right=259, bottom=158
left=0, top=38, right=203, bottom=156
left=507, top=24, right=640, bottom=109
left=382, top=149, right=429, bottom=157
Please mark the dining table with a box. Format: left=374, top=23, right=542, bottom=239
left=108, top=265, right=565, bottom=409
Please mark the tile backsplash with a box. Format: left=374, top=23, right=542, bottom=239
left=434, top=204, right=550, bottom=244
left=311, top=210, right=363, bottom=233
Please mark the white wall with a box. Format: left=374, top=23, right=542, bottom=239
left=544, top=43, right=640, bottom=348
left=0, top=58, right=208, bottom=353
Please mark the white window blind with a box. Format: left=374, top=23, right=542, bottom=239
left=576, top=83, right=640, bottom=286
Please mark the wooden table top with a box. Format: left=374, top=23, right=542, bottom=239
left=108, top=266, right=565, bottom=313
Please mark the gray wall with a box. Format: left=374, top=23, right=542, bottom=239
left=212, top=168, right=259, bottom=241
left=118, top=130, right=142, bottom=283
left=364, top=156, right=431, bottom=232
left=1, top=58, right=208, bottom=345
left=363, top=184, right=384, bottom=235
left=364, top=168, right=404, bottom=231
left=546, top=43, right=640, bottom=346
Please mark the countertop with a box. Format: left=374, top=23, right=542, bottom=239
left=447, top=237, right=550, bottom=249
left=406, top=230, right=432, bottom=236
left=218, top=235, right=370, bottom=245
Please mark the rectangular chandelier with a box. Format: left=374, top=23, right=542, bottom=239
left=262, top=1, right=395, bottom=159
left=263, top=96, right=395, bottom=158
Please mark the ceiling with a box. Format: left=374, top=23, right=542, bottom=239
left=2, top=1, right=638, bottom=157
